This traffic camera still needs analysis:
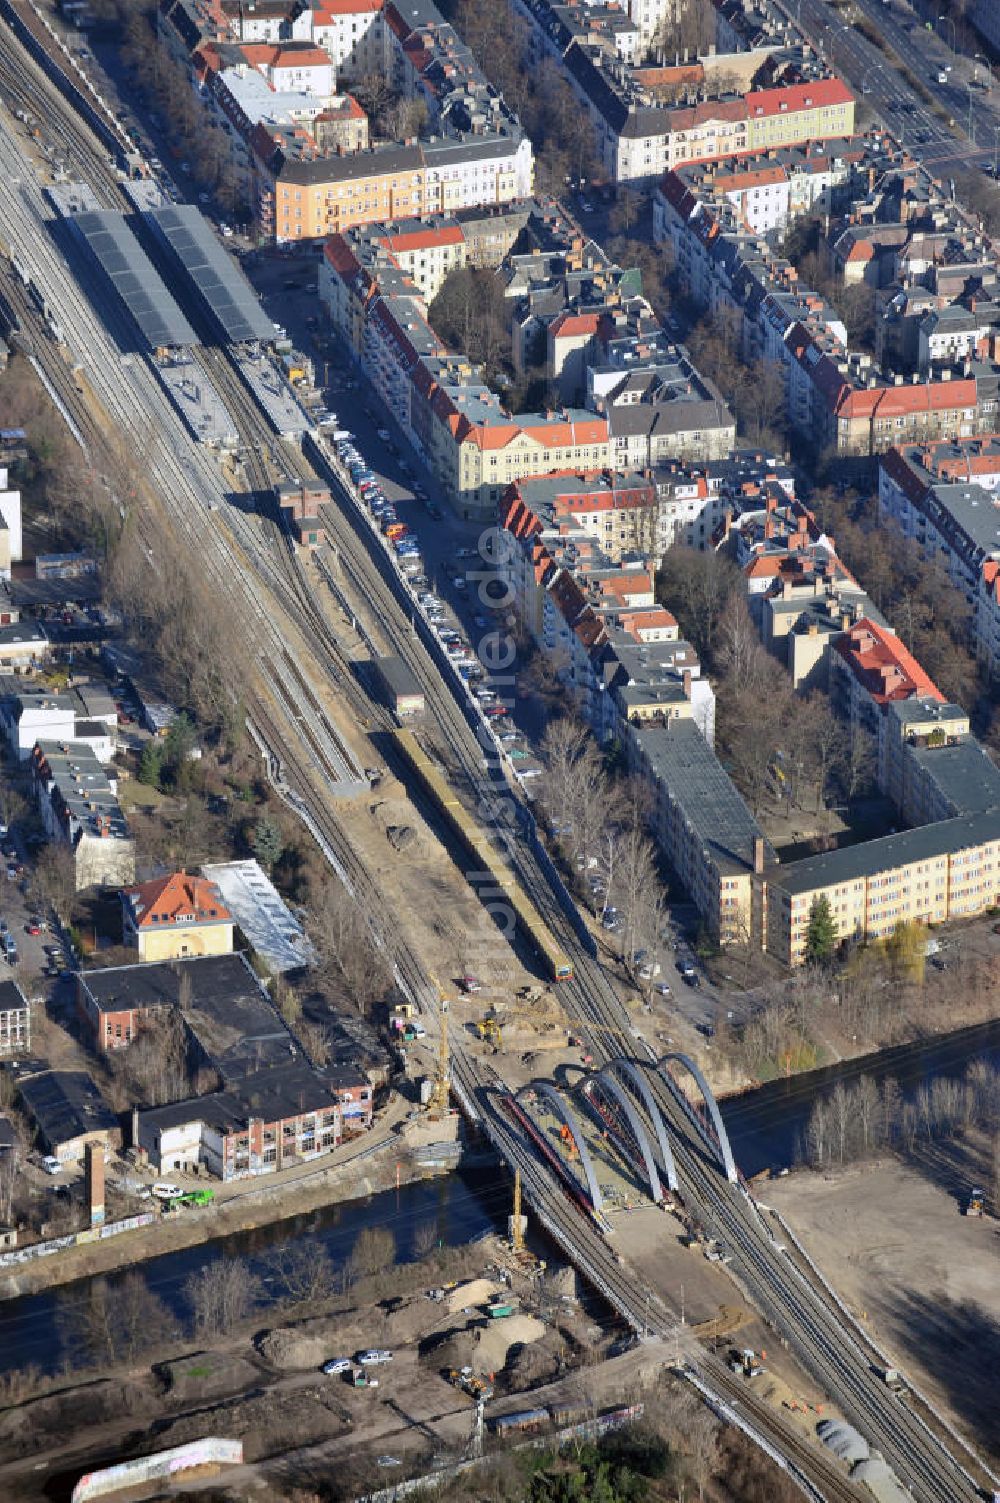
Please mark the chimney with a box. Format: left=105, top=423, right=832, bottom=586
left=85, top=1142, right=105, bottom=1229
left=753, top=835, right=765, bottom=875
left=682, top=669, right=692, bottom=699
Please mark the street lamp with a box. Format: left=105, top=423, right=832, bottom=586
left=861, top=63, right=884, bottom=96
left=974, top=54, right=993, bottom=93
left=964, top=83, right=977, bottom=147
left=936, top=12, right=956, bottom=54
left=993, top=124, right=1000, bottom=178
left=821, top=20, right=850, bottom=70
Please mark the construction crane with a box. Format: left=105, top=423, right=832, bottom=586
left=510, top=1166, right=524, bottom=1253
left=424, top=981, right=450, bottom=1116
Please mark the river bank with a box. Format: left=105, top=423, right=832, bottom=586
left=717, top=1015, right=1000, bottom=1178
left=1, top=1102, right=479, bottom=1302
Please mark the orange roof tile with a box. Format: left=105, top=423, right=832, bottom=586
left=123, top=873, right=231, bottom=930
left=833, top=618, right=943, bottom=707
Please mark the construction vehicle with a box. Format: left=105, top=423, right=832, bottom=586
left=475, top=1015, right=503, bottom=1050
left=558, top=1122, right=579, bottom=1159
left=448, top=1367, right=494, bottom=1401
left=966, top=1187, right=985, bottom=1217
left=729, top=1347, right=766, bottom=1379
left=485, top=1300, right=515, bottom=1320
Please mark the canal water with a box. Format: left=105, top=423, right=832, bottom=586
left=5, top=1019, right=1000, bottom=1374
left=0, top=1169, right=507, bottom=1378
left=717, top=1016, right=1000, bottom=1179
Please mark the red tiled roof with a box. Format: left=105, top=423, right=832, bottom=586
left=273, top=45, right=331, bottom=67
left=383, top=225, right=465, bottom=253
left=833, top=618, right=943, bottom=707
left=314, top=0, right=383, bottom=17
left=123, top=873, right=231, bottom=930
left=549, top=311, right=602, bottom=340
left=746, top=77, right=854, bottom=119
left=837, top=378, right=977, bottom=421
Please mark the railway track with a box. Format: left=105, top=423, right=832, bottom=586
left=0, top=19, right=993, bottom=1502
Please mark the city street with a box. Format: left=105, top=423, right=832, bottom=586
left=787, top=0, right=1000, bottom=179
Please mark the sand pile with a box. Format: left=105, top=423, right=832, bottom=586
left=446, top=1278, right=501, bottom=1315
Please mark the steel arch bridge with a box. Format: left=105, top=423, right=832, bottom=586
left=581, top=1068, right=664, bottom=1203
left=513, top=1050, right=738, bottom=1216
left=516, top=1081, right=606, bottom=1213
left=653, top=1052, right=738, bottom=1184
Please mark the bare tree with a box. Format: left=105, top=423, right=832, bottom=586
left=412, top=1219, right=438, bottom=1262
left=186, top=1256, right=261, bottom=1337
left=263, top=1239, right=335, bottom=1307
left=310, top=881, right=391, bottom=1016
left=348, top=1225, right=397, bottom=1284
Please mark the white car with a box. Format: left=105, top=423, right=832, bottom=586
left=151, top=1181, right=183, bottom=1200
left=357, top=1348, right=394, bottom=1365
left=41, top=1156, right=61, bottom=1175
left=322, top=1357, right=351, bottom=1375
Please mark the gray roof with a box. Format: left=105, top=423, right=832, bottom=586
left=0, top=981, right=28, bottom=1015
left=79, top=953, right=289, bottom=1084
left=771, top=809, right=1000, bottom=896
left=906, top=736, right=1000, bottom=818
left=631, top=717, right=773, bottom=876
left=924, top=482, right=1000, bottom=561
left=278, top=142, right=423, bottom=186
left=147, top=204, right=275, bottom=345
left=69, top=211, right=198, bottom=350
left=19, top=1070, right=117, bottom=1151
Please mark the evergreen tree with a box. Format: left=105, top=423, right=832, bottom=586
left=804, top=893, right=837, bottom=966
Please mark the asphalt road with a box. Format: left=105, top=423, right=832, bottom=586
left=788, top=0, right=1000, bottom=178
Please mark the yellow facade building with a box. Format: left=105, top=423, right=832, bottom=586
left=121, top=873, right=234, bottom=963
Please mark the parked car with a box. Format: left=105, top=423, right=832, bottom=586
left=357, top=1349, right=394, bottom=1366
left=41, top=1156, right=61, bottom=1175
left=322, top=1357, right=352, bottom=1375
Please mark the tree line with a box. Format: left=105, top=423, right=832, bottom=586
left=803, top=1060, right=1000, bottom=1182
left=538, top=718, right=666, bottom=985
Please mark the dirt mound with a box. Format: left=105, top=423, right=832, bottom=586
left=158, top=1350, right=259, bottom=1402
left=257, top=1323, right=352, bottom=1371
left=446, top=1278, right=499, bottom=1315
left=502, top=1330, right=564, bottom=1392
left=419, top=1311, right=544, bottom=1378
left=544, top=1265, right=579, bottom=1301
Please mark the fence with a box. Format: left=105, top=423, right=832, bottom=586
left=0, top=1212, right=155, bottom=1271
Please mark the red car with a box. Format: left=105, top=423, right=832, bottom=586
left=25, top=922, right=40, bottom=936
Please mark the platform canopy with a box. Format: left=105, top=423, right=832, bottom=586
left=149, top=204, right=275, bottom=345
left=72, top=211, right=198, bottom=349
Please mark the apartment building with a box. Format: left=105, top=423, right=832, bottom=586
left=671, top=137, right=865, bottom=235
left=878, top=437, right=1000, bottom=678
left=162, top=0, right=534, bottom=243
left=628, top=718, right=772, bottom=944
left=30, top=740, right=134, bottom=891
left=539, top=4, right=854, bottom=187
left=655, top=161, right=998, bottom=457
left=502, top=470, right=666, bottom=563
left=766, top=811, right=1000, bottom=966
left=0, top=982, right=29, bottom=1057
